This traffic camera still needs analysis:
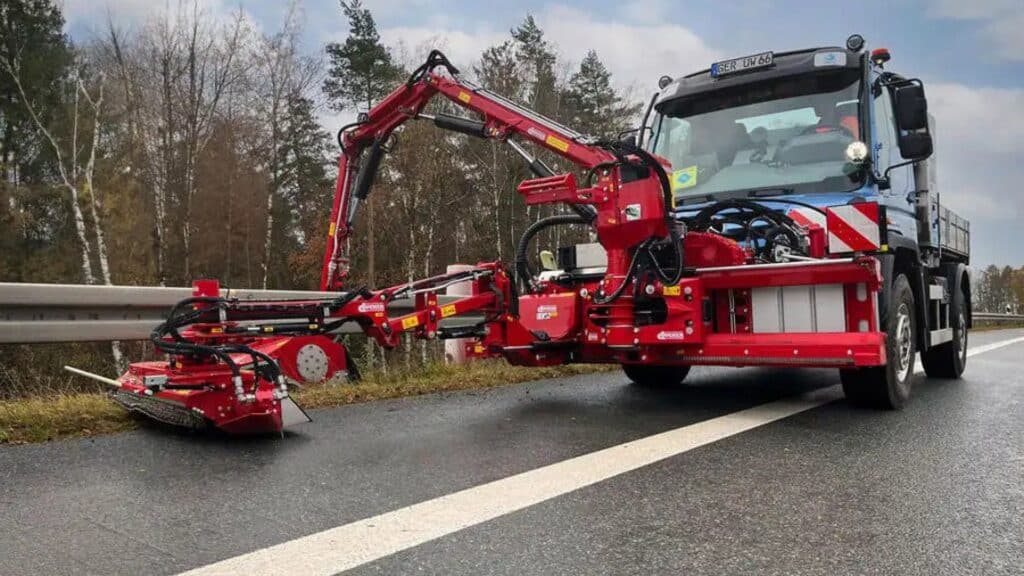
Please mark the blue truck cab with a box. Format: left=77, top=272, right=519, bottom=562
left=644, top=35, right=971, bottom=407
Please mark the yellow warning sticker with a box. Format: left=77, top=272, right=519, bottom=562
left=663, top=285, right=681, bottom=296
left=441, top=304, right=457, bottom=318
left=458, top=91, right=472, bottom=103
left=670, top=165, right=698, bottom=192
left=401, top=316, right=420, bottom=330
left=545, top=134, right=570, bottom=152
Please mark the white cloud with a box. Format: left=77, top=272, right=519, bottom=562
left=379, top=26, right=506, bottom=72
left=926, top=82, right=1024, bottom=224
left=536, top=5, right=721, bottom=90
left=929, top=0, right=1024, bottom=61
left=61, top=0, right=255, bottom=38
left=61, top=0, right=161, bottom=28
left=985, top=11, right=1024, bottom=61
left=378, top=3, right=721, bottom=94
left=928, top=0, right=1021, bottom=20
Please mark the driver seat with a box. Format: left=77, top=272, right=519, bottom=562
left=835, top=102, right=859, bottom=139
left=720, top=123, right=753, bottom=166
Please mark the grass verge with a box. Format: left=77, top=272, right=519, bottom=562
left=0, top=361, right=614, bottom=445
left=972, top=321, right=1024, bottom=332
left=0, top=394, right=135, bottom=444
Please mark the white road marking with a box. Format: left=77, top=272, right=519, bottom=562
left=958, top=335, right=1024, bottom=358
left=178, top=336, right=1024, bottom=576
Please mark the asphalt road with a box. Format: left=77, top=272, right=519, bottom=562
left=1, top=329, right=1022, bottom=576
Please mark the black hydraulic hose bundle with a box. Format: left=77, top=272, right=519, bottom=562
left=353, top=139, right=386, bottom=201
left=151, top=297, right=243, bottom=381
left=689, top=199, right=807, bottom=263
left=620, top=144, right=686, bottom=287
left=592, top=238, right=652, bottom=305
left=515, top=139, right=685, bottom=301
left=593, top=138, right=687, bottom=290
left=515, top=213, right=591, bottom=294
left=150, top=294, right=341, bottom=388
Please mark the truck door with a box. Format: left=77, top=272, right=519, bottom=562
left=872, top=81, right=916, bottom=236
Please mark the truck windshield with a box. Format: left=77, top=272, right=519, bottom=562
left=649, top=70, right=865, bottom=200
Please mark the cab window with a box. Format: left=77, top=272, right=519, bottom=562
left=873, top=85, right=898, bottom=171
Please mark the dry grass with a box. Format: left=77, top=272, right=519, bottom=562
left=972, top=321, right=1024, bottom=332
left=0, top=361, right=614, bottom=445
left=0, top=393, right=135, bottom=444
left=295, top=361, right=612, bottom=409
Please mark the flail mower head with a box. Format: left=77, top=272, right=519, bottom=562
left=65, top=282, right=365, bottom=435
left=67, top=332, right=351, bottom=434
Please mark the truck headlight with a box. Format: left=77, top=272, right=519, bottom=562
left=845, top=141, right=869, bottom=164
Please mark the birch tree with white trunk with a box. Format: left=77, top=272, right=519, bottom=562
left=0, top=55, right=125, bottom=369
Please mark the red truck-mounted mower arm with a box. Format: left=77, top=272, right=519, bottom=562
left=99, top=50, right=889, bottom=435
left=320, top=50, right=648, bottom=292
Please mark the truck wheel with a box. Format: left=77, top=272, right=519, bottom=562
left=920, top=286, right=967, bottom=379
left=840, top=274, right=916, bottom=409
left=622, top=364, right=691, bottom=387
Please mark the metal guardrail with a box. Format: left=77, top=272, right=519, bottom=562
left=0, top=282, right=462, bottom=344
left=3, top=282, right=1019, bottom=345
left=973, top=312, right=1024, bottom=322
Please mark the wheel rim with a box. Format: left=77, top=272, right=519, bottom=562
left=957, top=311, right=967, bottom=362
left=895, top=302, right=913, bottom=383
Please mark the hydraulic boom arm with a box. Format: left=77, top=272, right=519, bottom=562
left=320, top=51, right=652, bottom=291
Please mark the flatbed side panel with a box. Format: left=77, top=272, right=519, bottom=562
left=913, top=148, right=969, bottom=259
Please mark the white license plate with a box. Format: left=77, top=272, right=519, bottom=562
left=711, top=51, right=774, bottom=78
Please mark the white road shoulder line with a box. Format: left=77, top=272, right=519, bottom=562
left=179, top=336, right=1024, bottom=576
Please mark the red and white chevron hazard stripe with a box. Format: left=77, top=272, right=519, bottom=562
left=826, top=202, right=881, bottom=253
left=787, top=207, right=827, bottom=229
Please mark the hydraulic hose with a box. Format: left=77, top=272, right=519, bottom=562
left=603, top=140, right=685, bottom=287
left=353, top=139, right=385, bottom=201
left=515, top=213, right=590, bottom=293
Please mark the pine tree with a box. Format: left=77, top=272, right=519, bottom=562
left=0, top=0, right=72, bottom=182
left=322, top=0, right=402, bottom=112
left=322, top=0, right=403, bottom=288
left=272, top=92, right=330, bottom=289
left=565, top=50, right=640, bottom=139
left=510, top=15, right=557, bottom=114
left=0, top=0, right=74, bottom=279
left=284, top=94, right=330, bottom=245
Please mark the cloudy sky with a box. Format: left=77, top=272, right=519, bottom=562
left=62, top=0, right=1024, bottom=269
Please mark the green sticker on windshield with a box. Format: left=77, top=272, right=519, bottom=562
left=671, top=165, right=698, bottom=192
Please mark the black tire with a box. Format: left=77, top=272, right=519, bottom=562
left=841, top=273, right=916, bottom=409
left=622, top=364, right=691, bottom=387
left=920, top=285, right=967, bottom=379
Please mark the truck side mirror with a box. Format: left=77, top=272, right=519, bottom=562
left=893, top=82, right=933, bottom=160
left=898, top=132, right=932, bottom=160
left=894, top=84, right=928, bottom=131
left=617, top=127, right=651, bottom=148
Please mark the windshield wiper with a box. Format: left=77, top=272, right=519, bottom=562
left=675, top=187, right=795, bottom=208
left=677, top=194, right=716, bottom=207
left=746, top=187, right=795, bottom=198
